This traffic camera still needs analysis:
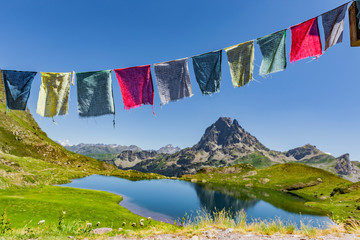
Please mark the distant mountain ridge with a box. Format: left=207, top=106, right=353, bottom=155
left=64, top=117, right=360, bottom=182
left=64, top=143, right=181, bottom=163
left=117, top=117, right=359, bottom=181
left=64, top=143, right=143, bottom=155
left=158, top=144, right=181, bottom=154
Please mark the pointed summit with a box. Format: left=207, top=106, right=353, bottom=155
left=193, top=117, right=265, bottom=152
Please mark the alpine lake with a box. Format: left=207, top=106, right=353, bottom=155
left=60, top=175, right=332, bottom=228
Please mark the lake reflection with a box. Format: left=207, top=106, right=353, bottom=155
left=60, top=175, right=332, bottom=228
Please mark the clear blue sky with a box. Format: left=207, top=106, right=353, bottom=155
left=0, top=0, right=359, bottom=160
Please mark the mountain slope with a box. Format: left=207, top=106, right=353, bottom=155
left=110, top=117, right=359, bottom=180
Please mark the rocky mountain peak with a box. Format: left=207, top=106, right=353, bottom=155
left=214, top=117, right=232, bottom=129
left=335, top=154, right=357, bottom=176
left=193, top=117, right=263, bottom=152
left=157, top=144, right=181, bottom=154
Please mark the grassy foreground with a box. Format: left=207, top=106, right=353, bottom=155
left=0, top=185, right=177, bottom=239
left=1, top=208, right=360, bottom=239
left=0, top=186, right=165, bottom=229
left=0, top=151, right=171, bottom=238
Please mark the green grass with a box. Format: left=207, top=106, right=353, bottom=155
left=0, top=185, right=167, bottom=229
left=86, top=153, right=118, bottom=161
left=0, top=186, right=179, bottom=239
left=232, top=152, right=275, bottom=169
left=296, top=154, right=338, bottom=174
left=2, top=208, right=357, bottom=239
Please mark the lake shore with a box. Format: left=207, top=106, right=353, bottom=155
left=61, top=174, right=332, bottom=228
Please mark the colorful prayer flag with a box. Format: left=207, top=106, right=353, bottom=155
left=290, top=18, right=322, bottom=63
left=2, top=70, right=37, bottom=110
left=154, top=58, right=193, bottom=105
left=192, top=50, right=222, bottom=95
left=36, top=72, right=72, bottom=118
left=114, top=65, right=154, bottom=110
left=257, top=30, right=287, bottom=76
left=76, top=70, right=115, bottom=117
left=322, top=3, right=348, bottom=51
left=225, top=41, right=254, bottom=87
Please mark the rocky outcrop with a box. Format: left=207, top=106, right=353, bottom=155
left=285, top=144, right=322, bottom=160
left=335, top=154, right=357, bottom=176
left=116, top=150, right=158, bottom=163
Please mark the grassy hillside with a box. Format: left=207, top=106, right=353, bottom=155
left=0, top=73, right=164, bottom=186
left=231, top=151, right=276, bottom=169
left=0, top=74, right=171, bottom=238
left=0, top=73, right=112, bottom=185
left=181, top=163, right=359, bottom=222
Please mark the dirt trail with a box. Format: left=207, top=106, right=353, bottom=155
left=105, top=228, right=360, bottom=240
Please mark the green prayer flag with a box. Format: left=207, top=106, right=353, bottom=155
left=76, top=70, right=115, bottom=117
left=257, top=30, right=287, bottom=76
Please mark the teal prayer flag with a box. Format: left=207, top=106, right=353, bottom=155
left=192, top=50, right=222, bottom=95
left=76, top=70, right=115, bottom=117
left=257, top=30, right=287, bottom=76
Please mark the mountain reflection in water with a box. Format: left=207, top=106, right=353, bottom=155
left=60, top=175, right=332, bottom=228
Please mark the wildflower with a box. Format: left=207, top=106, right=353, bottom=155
left=38, top=220, right=45, bottom=225
left=63, top=211, right=66, bottom=215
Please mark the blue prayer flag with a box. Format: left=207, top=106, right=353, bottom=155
left=2, top=70, right=37, bottom=110
left=192, top=50, right=222, bottom=95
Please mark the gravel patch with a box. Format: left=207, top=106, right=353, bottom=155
left=106, top=228, right=360, bottom=240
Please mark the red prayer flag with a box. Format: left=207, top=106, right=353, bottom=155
left=114, top=65, right=154, bottom=110
left=290, top=18, right=322, bottom=63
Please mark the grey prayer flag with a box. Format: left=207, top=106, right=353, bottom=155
left=154, top=58, right=193, bottom=105
left=322, top=3, right=348, bottom=51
